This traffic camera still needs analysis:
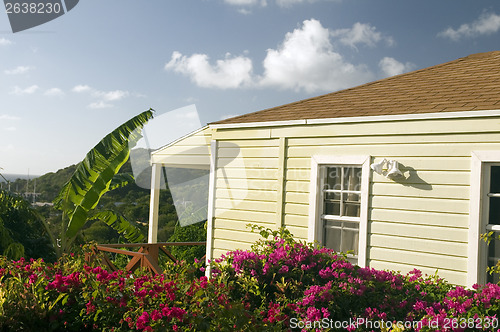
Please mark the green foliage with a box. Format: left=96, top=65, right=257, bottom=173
left=0, top=190, right=54, bottom=260
left=168, top=221, right=206, bottom=263
left=91, top=210, right=144, bottom=243
left=53, top=109, right=154, bottom=255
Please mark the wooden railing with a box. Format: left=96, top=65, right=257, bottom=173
left=85, top=242, right=206, bottom=275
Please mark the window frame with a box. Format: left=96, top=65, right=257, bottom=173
left=469, top=151, right=500, bottom=287
left=308, top=155, right=370, bottom=267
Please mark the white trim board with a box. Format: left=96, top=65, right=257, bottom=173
left=210, top=109, right=500, bottom=130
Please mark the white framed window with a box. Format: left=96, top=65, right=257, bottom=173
left=308, top=155, right=370, bottom=267
left=469, top=151, right=500, bottom=287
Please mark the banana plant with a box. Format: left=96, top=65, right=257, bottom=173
left=53, top=109, right=154, bottom=256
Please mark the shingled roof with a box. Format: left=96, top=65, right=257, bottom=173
left=211, top=51, right=500, bottom=125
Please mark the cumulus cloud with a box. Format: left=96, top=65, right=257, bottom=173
left=331, top=22, right=394, bottom=48
left=4, top=66, right=32, bottom=75
left=72, top=84, right=129, bottom=108
left=259, top=19, right=374, bottom=92
left=44, top=88, right=64, bottom=97
left=72, top=84, right=91, bottom=93
left=438, top=12, right=500, bottom=41
left=9, top=85, right=39, bottom=96
left=0, top=38, right=12, bottom=46
left=225, top=0, right=335, bottom=9
left=225, top=0, right=266, bottom=5
left=165, top=51, right=254, bottom=89
left=166, top=19, right=402, bottom=93
left=379, top=57, right=416, bottom=77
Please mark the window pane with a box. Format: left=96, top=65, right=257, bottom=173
left=341, top=228, right=359, bottom=255
left=491, top=166, right=500, bottom=193
left=344, top=193, right=360, bottom=217
left=487, top=234, right=500, bottom=283
left=343, top=167, right=362, bottom=191
left=324, top=192, right=340, bottom=215
left=325, top=167, right=341, bottom=191
left=489, top=197, right=500, bottom=225
left=323, top=223, right=341, bottom=252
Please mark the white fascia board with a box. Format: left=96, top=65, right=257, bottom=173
left=210, top=109, right=500, bottom=130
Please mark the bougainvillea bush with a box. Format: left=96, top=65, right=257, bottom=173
left=0, top=226, right=499, bottom=331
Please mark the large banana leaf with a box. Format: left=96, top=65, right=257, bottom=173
left=92, top=210, right=145, bottom=243
left=54, top=109, right=154, bottom=240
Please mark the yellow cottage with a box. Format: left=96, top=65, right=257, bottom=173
left=149, top=51, right=500, bottom=287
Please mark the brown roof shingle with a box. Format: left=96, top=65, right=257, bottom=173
left=211, top=51, right=500, bottom=125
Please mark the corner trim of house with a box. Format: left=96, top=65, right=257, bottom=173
left=205, top=140, right=218, bottom=277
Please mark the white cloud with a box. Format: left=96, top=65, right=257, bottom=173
left=0, top=144, right=14, bottom=152
left=72, top=84, right=92, bottom=93
left=378, top=57, right=416, bottom=77
left=9, top=85, right=39, bottom=96
left=0, top=114, right=21, bottom=121
left=165, top=51, right=254, bottom=89
left=331, top=22, right=394, bottom=48
left=438, top=12, right=500, bottom=41
left=72, top=84, right=130, bottom=108
left=93, top=90, right=129, bottom=101
left=225, top=0, right=266, bottom=5
left=89, top=101, right=113, bottom=109
left=259, top=19, right=374, bottom=92
left=4, top=127, right=16, bottom=132
left=165, top=19, right=400, bottom=93
left=4, top=66, right=32, bottom=75
left=44, top=88, right=64, bottom=97
left=0, top=38, right=12, bottom=46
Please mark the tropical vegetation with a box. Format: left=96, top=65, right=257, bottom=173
left=0, top=226, right=499, bottom=331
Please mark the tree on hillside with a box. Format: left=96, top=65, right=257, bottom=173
left=0, top=190, right=55, bottom=260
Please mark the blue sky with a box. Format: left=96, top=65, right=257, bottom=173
left=1, top=0, right=500, bottom=175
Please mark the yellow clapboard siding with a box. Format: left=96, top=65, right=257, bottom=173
left=371, top=195, right=469, bottom=214
left=215, top=198, right=276, bottom=213
left=217, top=188, right=277, bottom=202
left=270, top=117, right=500, bottom=138
left=287, top=156, right=471, bottom=171
left=218, top=157, right=279, bottom=168
left=218, top=139, right=280, bottom=147
left=369, top=234, right=467, bottom=257
left=283, top=213, right=308, bottom=227
left=369, top=247, right=467, bottom=272
left=214, top=228, right=263, bottom=245
left=215, top=218, right=276, bottom=232
left=286, top=142, right=500, bottom=158
left=370, top=221, right=468, bottom=242
left=283, top=202, right=309, bottom=216
left=216, top=178, right=278, bottom=191
left=216, top=167, right=278, bottom=179
left=372, top=171, right=470, bottom=186
left=218, top=146, right=279, bottom=158
left=213, top=128, right=272, bottom=140
left=370, top=208, right=469, bottom=228
left=286, top=132, right=500, bottom=146
left=285, top=192, right=310, bottom=204
left=284, top=225, right=308, bottom=240
left=367, top=260, right=466, bottom=286
left=372, top=183, right=469, bottom=200
left=213, top=239, right=252, bottom=253
left=214, top=208, right=276, bottom=223
left=285, top=180, right=310, bottom=193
